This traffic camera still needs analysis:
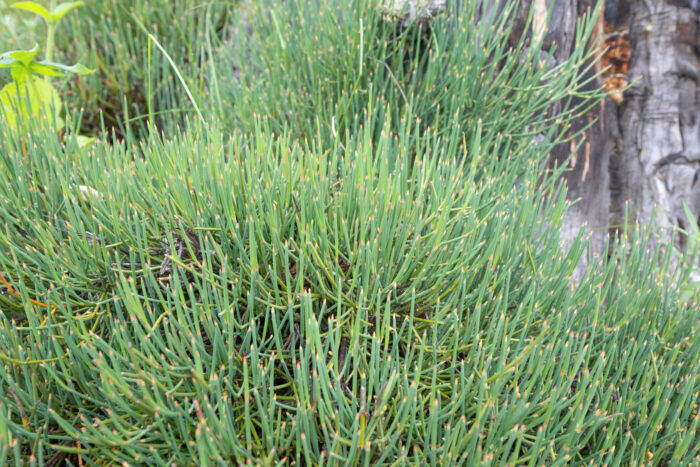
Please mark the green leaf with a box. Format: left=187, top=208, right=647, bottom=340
left=28, top=62, right=65, bottom=77
left=36, top=60, right=95, bottom=75
left=1, top=46, right=94, bottom=78
left=51, top=1, right=83, bottom=23
left=11, top=1, right=51, bottom=23
left=0, top=52, right=15, bottom=67
left=10, top=63, right=33, bottom=82
left=0, top=45, right=40, bottom=68
left=0, top=76, right=63, bottom=131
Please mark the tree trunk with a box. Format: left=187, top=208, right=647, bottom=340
left=531, top=0, right=700, bottom=272
left=388, top=1, right=698, bottom=273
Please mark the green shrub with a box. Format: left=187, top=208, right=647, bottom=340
left=0, top=0, right=698, bottom=465
left=215, top=0, right=599, bottom=148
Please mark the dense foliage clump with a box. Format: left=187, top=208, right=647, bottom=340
left=0, top=0, right=697, bottom=465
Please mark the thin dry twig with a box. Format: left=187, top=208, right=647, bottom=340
left=0, top=271, right=57, bottom=326
left=7, top=386, right=27, bottom=426
left=373, top=58, right=409, bottom=107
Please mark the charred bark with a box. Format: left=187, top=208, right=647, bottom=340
left=513, top=0, right=699, bottom=272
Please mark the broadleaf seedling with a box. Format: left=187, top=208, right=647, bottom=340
left=0, top=1, right=93, bottom=135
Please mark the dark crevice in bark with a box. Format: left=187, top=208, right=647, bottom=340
left=607, top=96, right=627, bottom=243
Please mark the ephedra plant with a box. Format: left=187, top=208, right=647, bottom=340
left=0, top=0, right=698, bottom=464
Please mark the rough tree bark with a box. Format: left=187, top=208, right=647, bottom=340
left=390, top=1, right=699, bottom=275
left=521, top=0, right=700, bottom=272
